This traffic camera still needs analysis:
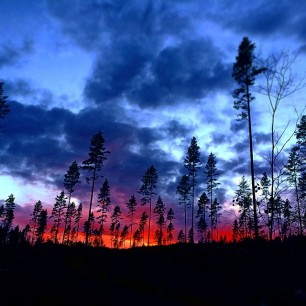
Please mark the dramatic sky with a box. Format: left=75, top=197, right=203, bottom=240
left=1, top=0, right=306, bottom=242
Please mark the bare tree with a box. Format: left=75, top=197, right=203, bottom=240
left=256, top=51, right=306, bottom=240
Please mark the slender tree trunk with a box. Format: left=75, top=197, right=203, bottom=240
left=294, top=177, right=303, bottom=235
left=269, top=112, right=275, bottom=241
left=247, top=96, right=259, bottom=239
left=191, top=170, right=195, bottom=244
left=148, top=198, right=151, bottom=246
left=85, top=165, right=97, bottom=246
left=62, top=193, right=72, bottom=244
left=203, top=205, right=206, bottom=242
left=184, top=202, right=187, bottom=243
left=210, top=189, right=213, bottom=242
left=130, top=222, right=133, bottom=248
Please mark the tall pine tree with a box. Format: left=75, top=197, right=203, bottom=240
left=82, top=131, right=110, bottom=245
left=153, top=196, right=166, bottom=246
left=176, top=174, right=191, bottom=243
left=184, top=137, right=201, bottom=244
left=96, top=178, right=111, bottom=246
left=204, top=152, right=220, bottom=241
left=126, top=194, right=137, bottom=248
left=139, top=165, right=158, bottom=246
left=232, top=37, right=265, bottom=239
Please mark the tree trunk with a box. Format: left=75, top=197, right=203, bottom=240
left=85, top=165, right=97, bottom=246
left=247, top=95, right=259, bottom=239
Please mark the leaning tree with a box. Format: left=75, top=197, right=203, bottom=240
left=82, top=131, right=110, bottom=246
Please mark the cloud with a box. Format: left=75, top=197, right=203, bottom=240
left=85, top=38, right=232, bottom=108
left=47, top=0, right=194, bottom=50
left=0, top=100, right=188, bottom=206
left=48, top=0, right=232, bottom=108
left=212, top=0, right=306, bottom=45
left=230, top=119, right=247, bottom=133
left=130, top=39, right=232, bottom=107
left=253, top=132, right=270, bottom=144
left=0, top=39, right=34, bottom=68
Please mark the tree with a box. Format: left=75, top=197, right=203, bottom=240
left=139, top=211, right=148, bottom=246
left=176, top=174, right=191, bottom=243
left=232, top=37, right=265, bottom=239
left=166, top=208, right=175, bottom=245
left=29, top=200, right=43, bottom=244
left=1, top=194, right=16, bottom=242
left=197, top=192, right=209, bottom=243
left=256, top=51, right=306, bottom=241
left=120, top=225, right=129, bottom=248
left=177, top=229, right=185, bottom=243
left=233, top=176, right=253, bottom=239
left=296, top=115, right=306, bottom=154
left=187, top=227, right=194, bottom=244
left=133, top=229, right=142, bottom=247
left=110, top=205, right=122, bottom=249
left=64, top=161, right=81, bottom=204
left=96, top=178, right=111, bottom=246
left=62, top=202, right=76, bottom=244
left=285, top=146, right=303, bottom=235
left=63, top=161, right=80, bottom=242
left=210, top=198, right=222, bottom=241
left=153, top=196, right=166, bottom=246
left=36, top=209, right=48, bottom=244
left=184, top=137, right=201, bottom=244
left=281, top=199, right=292, bottom=238
left=83, top=212, right=95, bottom=245
left=232, top=219, right=239, bottom=242
left=50, top=191, right=67, bottom=243
left=139, top=165, right=158, bottom=246
left=258, top=172, right=271, bottom=232
left=72, top=202, right=82, bottom=243
left=204, top=152, right=220, bottom=241
left=82, top=131, right=110, bottom=245
left=126, top=194, right=137, bottom=248
left=0, top=81, right=9, bottom=121
left=21, top=224, right=31, bottom=244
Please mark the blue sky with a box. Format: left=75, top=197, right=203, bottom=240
left=0, top=0, right=305, bottom=232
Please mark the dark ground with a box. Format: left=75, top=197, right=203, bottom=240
left=0, top=237, right=306, bottom=306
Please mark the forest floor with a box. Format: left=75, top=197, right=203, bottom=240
left=0, top=237, right=306, bottom=306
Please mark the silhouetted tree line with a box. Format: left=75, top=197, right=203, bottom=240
left=1, top=37, right=306, bottom=247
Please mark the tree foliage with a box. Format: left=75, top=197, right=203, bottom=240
left=82, top=131, right=110, bottom=245
left=232, top=37, right=265, bottom=239
left=184, top=136, right=201, bottom=244
left=139, top=165, right=158, bottom=246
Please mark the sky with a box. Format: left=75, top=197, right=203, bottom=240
left=0, top=0, right=306, bottom=243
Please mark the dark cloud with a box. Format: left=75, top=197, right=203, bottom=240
left=213, top=0, right=306, bottom=43
left=4, top=79, right=36, bottom=97
left=84, top=39, right=153, bottom=103
left=219, top=154, right=249, bottom=178
left=47, top=0, right=193, bottom=50
left=0, top=39, right=33, bottom=68
left=253, top=132, right=270, bottom=144
left=130, top=40, right=232, bottom=107
left=230, top=119, right=247, bottom=133
left=48, top=0, right=232, bottom=108
left=212, top=133, right=228, bottom=145
left=85, top=38, right=231, bottom=108
left=0, top=100, right=186, bottom=206
left=161, top=120, right=189, bottom=139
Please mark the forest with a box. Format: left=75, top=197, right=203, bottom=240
left=1, top=37, right=306, bottom=305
